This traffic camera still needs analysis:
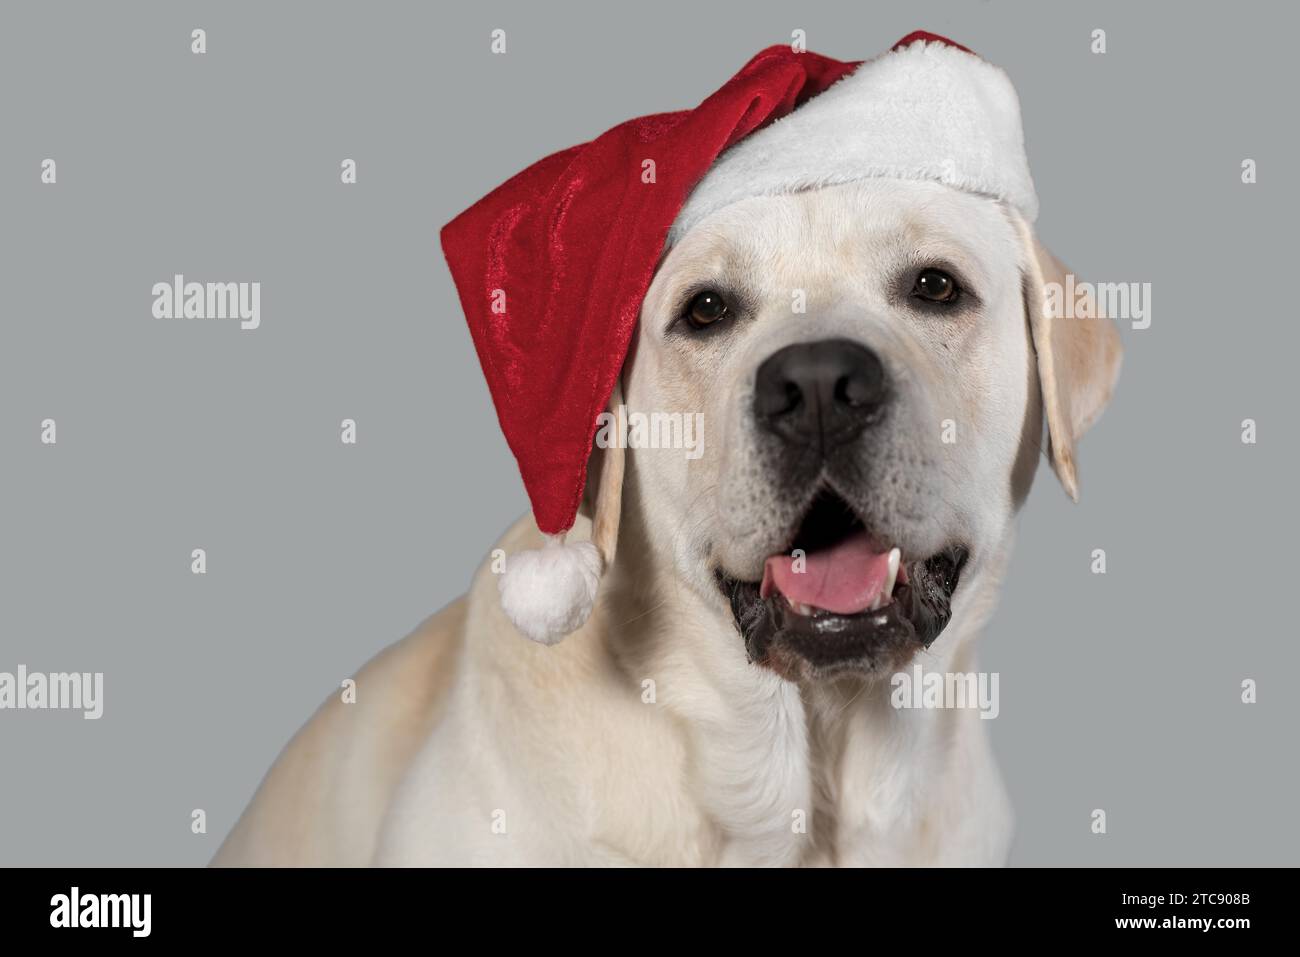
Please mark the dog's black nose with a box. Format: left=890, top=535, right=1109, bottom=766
left=753, top=339, right=888, bottom=447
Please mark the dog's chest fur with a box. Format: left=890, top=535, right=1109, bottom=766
left=371, top=547, right=1012, bottom=867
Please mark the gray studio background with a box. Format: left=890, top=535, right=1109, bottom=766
left=1, top=0, right=1295, bottom=866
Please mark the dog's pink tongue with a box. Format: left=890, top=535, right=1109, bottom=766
left=760, top=530, right=894, bottom=615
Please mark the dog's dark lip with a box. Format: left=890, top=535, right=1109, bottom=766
left=716, top=547, right=967, bottom=679
left=714, top=493, right=968, bottom=679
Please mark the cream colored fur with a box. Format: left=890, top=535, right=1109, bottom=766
left=213, top=179, right=1118, bottom=867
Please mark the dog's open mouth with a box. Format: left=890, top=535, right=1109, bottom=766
left=717, top=491, right=968, bottom=679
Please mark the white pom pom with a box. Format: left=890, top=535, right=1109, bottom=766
left=498, top=536, right=603, bottom=645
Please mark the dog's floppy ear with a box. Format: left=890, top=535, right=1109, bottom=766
left=1013, top=212, right=1122, bottom=501
left=582, top=378, right=626, bottom=569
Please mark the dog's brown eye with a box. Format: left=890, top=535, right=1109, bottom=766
left=686, top=290, right=729, bottom=329
left=914, top=269, right=958, bottom=303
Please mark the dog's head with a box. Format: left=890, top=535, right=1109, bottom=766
left=445, top=36, right=1122, bottom=668
left=617, top=177, right=1120, bottom=681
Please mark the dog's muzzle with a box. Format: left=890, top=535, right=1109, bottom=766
left=715, top=339, right=966, bottom=680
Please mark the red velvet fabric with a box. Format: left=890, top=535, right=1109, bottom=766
left=441, top=34, right=965, bottom=536
left=892, top=30, right=973, bottom=54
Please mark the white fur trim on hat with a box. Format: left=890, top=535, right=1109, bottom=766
left=669, top=39, right=1037, bottom=244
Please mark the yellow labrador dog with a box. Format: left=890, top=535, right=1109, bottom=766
left=214, top=38, right=1120, bottom=867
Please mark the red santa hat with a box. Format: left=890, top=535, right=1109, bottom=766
left=441, top=31, right=1037, bottom=644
